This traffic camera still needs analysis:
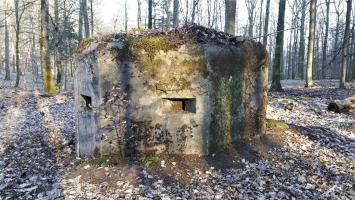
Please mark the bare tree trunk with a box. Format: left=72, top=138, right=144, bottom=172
left=306, top=0, right=317, bottom=87
left=54, top=0, right=62, bottom=86
left=83, top=0, right=90, bottom=37
left=270, top=0, right=286, bottom=91
left=41, top=0, right=57, bottom=94
left=258, top=0, right=264, bottom=41
left=124, top=0, right=128, bottom=32
left=313, top=31, right=322, bottom=80
left=322, top=0, right=330, bottom=79
left=137, top=0, right=142, bottom=29
left=191, top=0, right=199, bottom=23
left=173, top=0, right=179, bottom=27
left=148, top=0, right=153, bottom=29
left=298, top=0, right=306, bottom=80
left=14, top=0, right=21, bottom=87
left=262, top=0, right=271, bottom=46
left=31, top=30, right=37, bottom=81
left=288, top=25, right=293, bottom=79
left=90, top=0, right=94, bottom=36
left=333, top=1, right=343, bottom=79
left=235, top=0, right=239, bottom=34
left=292, top=21, right=299, bottom=79
left=224, top=0, right=236, bottom=35
left=351, top=24, right=355, bottom=80
left=246, top=0, right=256, bottom=38
left=165, top=0, right=172, bottom=29
left=4, top=0, right=10, bottom=81
left=340, top=0, right=352, bottom=88
left=78, top=0, right=83, bottom=41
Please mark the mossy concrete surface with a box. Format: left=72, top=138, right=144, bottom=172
left=74, top=25, right=269, bottom=157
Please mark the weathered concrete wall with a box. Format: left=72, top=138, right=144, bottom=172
left=74, top=26, right=269, bottom=157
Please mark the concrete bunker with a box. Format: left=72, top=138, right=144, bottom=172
left=74, top=24, right=269, bottom=157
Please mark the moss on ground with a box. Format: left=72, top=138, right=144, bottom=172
left=266, top=119, right=289, bottom=131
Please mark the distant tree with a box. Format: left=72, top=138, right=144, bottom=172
left=137, top=0, right=142, bottom=29
left=90, top=0, right=94, bottom=36
left=297, top=0, right=307, bottom=80
left=173, top=0, right=179, bottom=27
left=270, top=0, right=286, bottom=91
left=332, top=0, right=344, bottom=79
left=262, top=0, right=271, bottom=46
left=258, top=0, right=264, bottom=40
left=4, top=0, right=10, bottom=80
left=246, top=0, right=257, bottom=38
left=13, top=0, right=34, bottom=87
left=224, top=0, right=236, bottom=35
left=148, top=0, right=153, bottom=29
left=306, top=0, right=317, bottom=87
left=165, top=0, right=172, bottom=29
left=191, top=0, right=199, bottom=23
left=322, top=0, right=331, bottom=79
left=83, top=0, right=90, bottom=37
left=340, top=0, right=353, bottom=88
left=41, top=0, right=56, bottom=94
left=79, top=0, right=90, bottom=40
left=124, top=0, right=128, bottom=32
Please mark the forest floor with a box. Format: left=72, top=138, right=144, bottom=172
left=0, top=77, right=354, bottom=199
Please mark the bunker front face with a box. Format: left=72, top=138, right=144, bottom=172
left=74, top=24, right=269, bottom=157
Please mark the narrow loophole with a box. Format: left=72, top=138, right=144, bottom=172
left=162, top=98, right=196, bottom=113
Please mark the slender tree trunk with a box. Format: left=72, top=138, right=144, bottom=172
left=41, top=0, right=57, bottom=94
left=54, top=0, right=62, bottom=86
left=90, top=0, right=94, bottom=36
left=137, top=0, right=142, bottom=29
left=124, top=0, right=128, bottom=32
left=258, top=0, right=264, bottom=41
left=4, top=0, right=10, bottom=81
left=78, top=0, right=83, bottom=41
left=14, top=0, right=21, bottom=87
left=31, top=32, right=37, bottom=81
left=246, top=0, right=256, bottom=38
left=333, top=5, right=342, bottom=79
left=288, top=27, right=293, bottom=79
left=351, top=25, right=355, bottom=80
left=292, top=22, right=299, bottom=79
left=270, top=0, right=286, bottom=91
left=306, top=0, right=317, bottom=87
left=148, top=0, right=153, bottom=29
left=191, top=0, right=199, bottom=23
left=313, top=32, right=322, bottom=80
left=298, top=0, right=306, bottom=80
left=262, top=0, right=271, bottom=46
left=322, top=0, right=330, bottom=79
left=173, top=0, right=179, bottom=27
left=83, top=0, right=90, bottom=37
left=165, top=0, right=172, bottom=29
left=224, top=0, right=236, bottom=35
left=340, top=0, right=352, bottom=88
left=235, top=0, right=240, bottom=34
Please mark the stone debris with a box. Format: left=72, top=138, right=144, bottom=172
left=0, top=81, right=354, bottom=199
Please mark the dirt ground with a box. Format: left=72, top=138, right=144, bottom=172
left=0, top=78, right=354, bottom=199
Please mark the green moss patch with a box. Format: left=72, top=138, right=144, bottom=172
left=139, top=155, right=160, bottom=167
left=132, top=36, right=167, bottom=61
left=266, top=119, right=289, bottom=131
